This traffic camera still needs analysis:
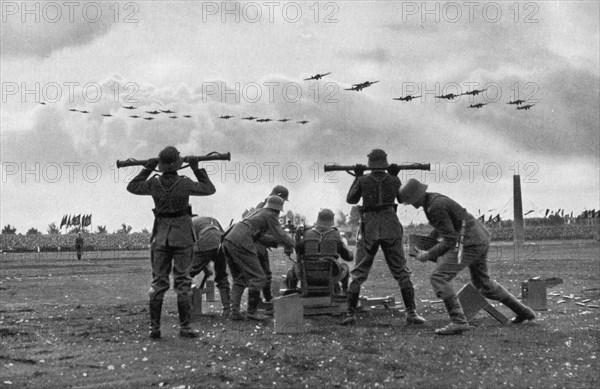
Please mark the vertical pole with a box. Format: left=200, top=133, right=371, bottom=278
left=513, top=175, right=525, bottom=259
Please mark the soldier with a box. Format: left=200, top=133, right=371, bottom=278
left=126, top=146, right=216, bottom=339
left=285, top=208, right=353, bottom=292
left=253, top=185, right=289, bottom=314
left=398, top=179, right=536, bottom=335
left=75, top=233, right=84, bottom=261
left=190, top=216, right=231, bottom=315
left=342, top=149, right=425, bottom=326
left=221, top=196, right=295, bottom=321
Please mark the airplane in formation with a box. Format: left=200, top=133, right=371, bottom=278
left=256, top=118, right=273, bottom=123
left=436, top=93, right=461, bottom=100
left=516, top=104, right=535, bottom=110
left=468, top=103, right=489, bottom=109
left=79, top=110, right=89, bottom=114
left=242, top=116, right=257, bottom=121
left=304, top=72, right=332, bottom=81
left=278, top=119, right=291, bottom=122
left=146, top=110, right=160, bottom=115
left=122, top=105, right=136, bottom=110
left=219, top=115, right=234, bottom=119
left=169, top=116, right=178, bottom=119
left=345, top=81, right=379, bottom=91
left=183, top=115, right=192, bottom=118
left=101, top=114, right=113, bottom=117
left=130, top=115, right=140, bottom=118
left=144, top=117, right=154, bottom=120
left=297, top=120, right=309, bottom=125
left=507, top=99, right=527, bottom=105
left=38, top=102, right=47, bottom=105
left=463, top=88, right=487, bottom=96
left=68, top=108, right=79, bottom=112
left=393, top=95, right=421, bottom=102
left=160, top=110, right=175, bottom=114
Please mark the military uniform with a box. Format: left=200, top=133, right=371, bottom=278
left=343, top=149, right=425, bottom=326
left=221, top=196, right=295, bottom=320
left=286, top=209, right=353, bottom=291
left=252, top=186, right=289, bottom=311
left=126, top=146, right=216, bottom=339
left=190, top=216, right=230, bottom=314
left=399, top=179, right=535, bottom=335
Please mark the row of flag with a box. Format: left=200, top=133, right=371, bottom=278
left=478, top=214, right=501, bottom=224
left=60, top=214, right=92, bottom=228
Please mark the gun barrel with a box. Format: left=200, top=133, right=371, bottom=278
left=184, top=152, right=231, bottom=163
left=323, top=163, right=430, bottom=172
left=116, top=158, right=155, bottom=168
left=116, top=152, right=231, bottom=169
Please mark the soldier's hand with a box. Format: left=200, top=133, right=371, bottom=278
left=187, top=157, right=199, bottom=170
left=144, top=158, right=159, bottom=170
left=387, top=163, right=401, bottom=176
left=354, top=165, right=365, bottom=177
left=284, top=245, right=294, bottom=256
left=410, top=247, right=429, bottom=263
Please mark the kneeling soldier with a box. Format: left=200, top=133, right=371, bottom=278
left=399, top=179, right=535, bottom=335
left=221, top=196, right=295, bottom=321
left=127, top=146, right=216, bottom=339
left=285, top=209, right=353, bottom=293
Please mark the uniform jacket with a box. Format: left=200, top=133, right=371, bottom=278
left=347, top=170, right=403, bottom=240
left=423, top=193, right=491, bottom=260
left=127, top=168, right=216, bottom=248
left=224, top=208, right=295, bottom=251
left=193, top=216, right=223, bottom=252
left=297, top=226, right=353, bottom=262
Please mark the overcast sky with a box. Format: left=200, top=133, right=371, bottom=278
left=1, top=1, right=599, bottom=233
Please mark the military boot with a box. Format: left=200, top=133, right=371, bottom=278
left=230, top=284, right=246, bottom=321
left=177, top=297, right=199, bottom=338
left=435, top=295, right=471, bottom=335
left=219, top=287, right=231, bottom=317
left=401, top=287, right=426, bottom=325
left=495, top=286, right=536, bottom=324
left=341, top=290, right=360, bottom=326
left=246, top=290, right=269, bottom=322
left=149, top=300, right=163, bottom=340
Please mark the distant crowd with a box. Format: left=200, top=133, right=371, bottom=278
left=1, top=223, right=598, bottom=253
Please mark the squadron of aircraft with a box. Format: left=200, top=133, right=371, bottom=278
left=37, top=71, right=537, bottom=127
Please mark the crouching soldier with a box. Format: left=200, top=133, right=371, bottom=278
left=190, top=216, right=231, bottom=316
left=221, top=196, right=295, bottom=321
left=127, top=146, right=216, bottom=339
left=398, top=179, right=536, bottom=335
left=285, top=209, right=353, bottom=293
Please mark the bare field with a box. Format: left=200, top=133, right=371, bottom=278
left=1, top=241, right=599, bottom=389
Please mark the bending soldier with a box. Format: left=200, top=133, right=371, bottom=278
left=343, top=149, right=425, bottom=326
left=399, top=179, right=535, bottom=335
left=221, top=196, right=295, bottom=321
left=253, top=185, right=289, bottom=314
left=190, top=216, right=231, bottom=316
left=126, top=146, right=216, bottom=339
left=285, top=209, right=353, bottom=293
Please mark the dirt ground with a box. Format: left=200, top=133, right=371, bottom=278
left=1, top=240, right=599, bottom=388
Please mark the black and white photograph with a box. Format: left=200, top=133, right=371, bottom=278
left=1, top=1, right=599, bottom=387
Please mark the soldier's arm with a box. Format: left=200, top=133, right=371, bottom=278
left=266, top=214, right=295, bottom=247
left=337, top=240, right=354, bottom=262
left=188, top=168, right=216, bottom=195
left=423, top=206, right=458, bottom=261
left=126, top=168, right=154, bottom=195
left=346, top=178, right=362, bottom=204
